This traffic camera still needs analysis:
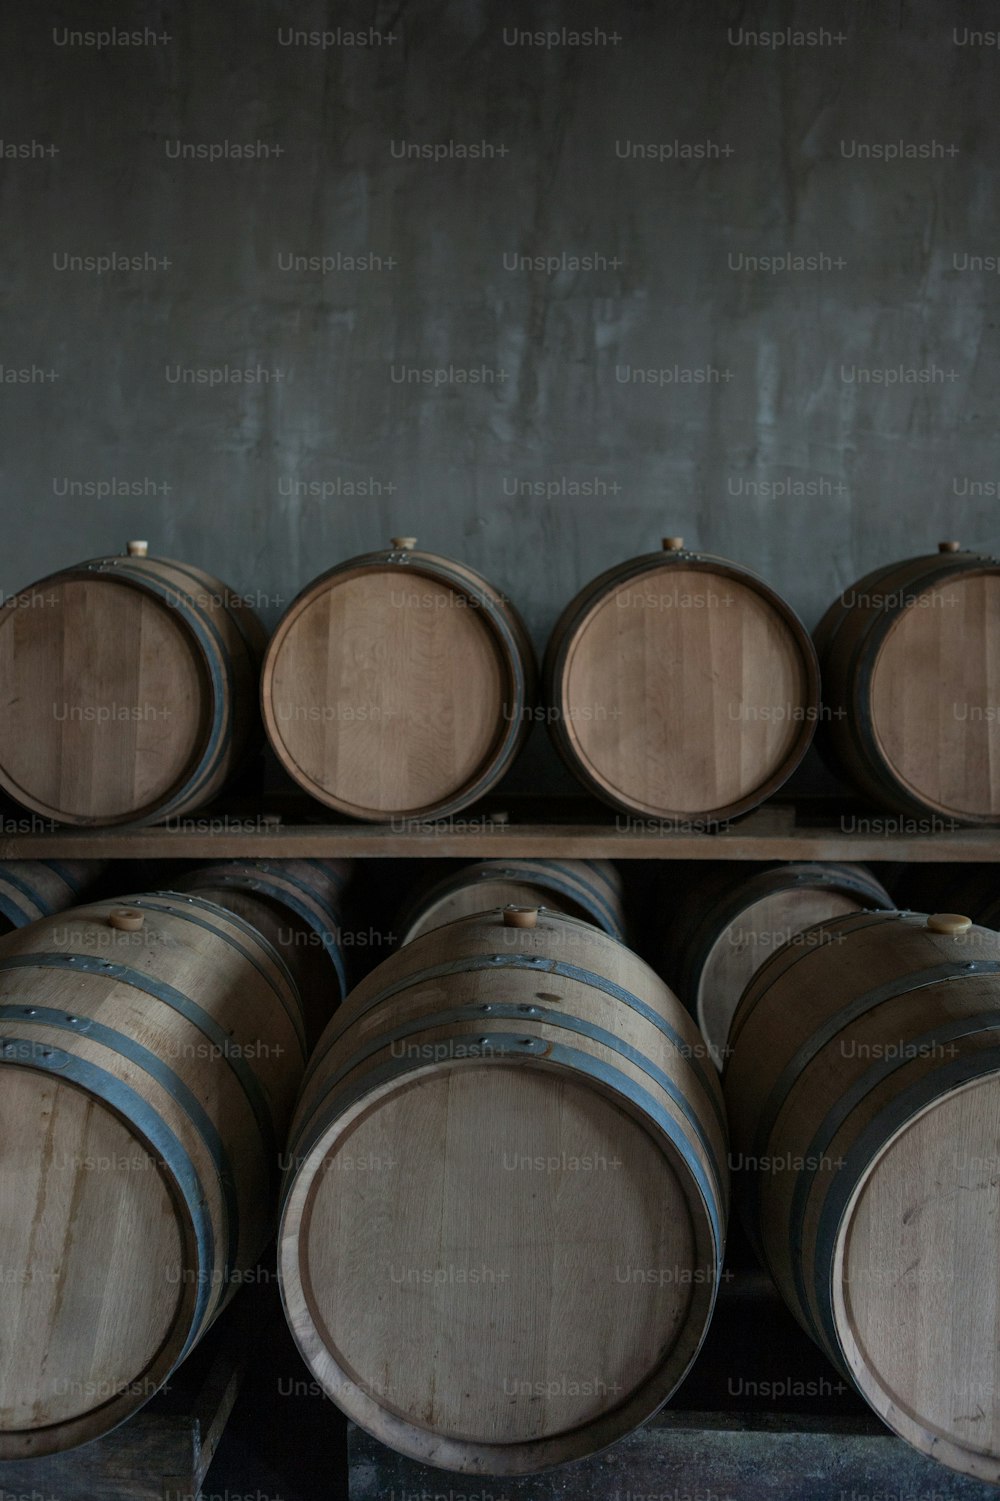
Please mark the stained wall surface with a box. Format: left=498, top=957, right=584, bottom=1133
left=2, top=2, right=997, bottom=789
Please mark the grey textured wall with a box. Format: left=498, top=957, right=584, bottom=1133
left=2, top=1, right=998, bottom=790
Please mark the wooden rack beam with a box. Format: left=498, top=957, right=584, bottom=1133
left=0, top=796, right=996, bottom=861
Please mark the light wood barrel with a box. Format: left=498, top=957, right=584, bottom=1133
left=724, top=909, right=1000, bottom=1483
left=279, top=906, right=728, bottom=1473
left=0, top=891, right=306, bottom=1457
left=0, top=545, right=266, bottom=826
left=397, top=858, right=626, bottom=944
left=661, top=862, right=893, bottom=1069
left=815, top=541, right=1000, bottom=824
left=543, top=538, right=819, bottom=821
left=0, top=859, right=108, bottom=933
left=261, top=539, right=536, bottom=822
left=173, top=858, right=353, bottom=1042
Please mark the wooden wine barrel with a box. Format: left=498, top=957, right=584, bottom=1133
left=0, top=891, right=306, bottom=1458
left=173, top=858, right=353, bottom=1042
left=279, top=905, right=728, bottom=1474
left=724, top=909, right=1000, bottom=1484
left=660, top=862, right=893, bottom=1069
left=544, top=538, right=819, bottom=821
left=0, top=542, right=266, bottom=827
left=0, top=859, right=108, bottom=933
left=261, top=538, right=536, bottom=822
left=396, top=858, right=626, bottom=944
left=815, top=540, right=1000, bottom=824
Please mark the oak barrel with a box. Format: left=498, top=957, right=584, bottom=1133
left=814, top=540, right=1000, bottom=824
left=0, top=891, right=306, bottom=1457
left=543, top=538, right=819, bottom=821
left=279, top=905, right=728, bottom=1473
left=261, top=538, right=536, bottom=822
left=396, top=858, right=626, bottom=944
left=173, top=858, right=353, bottom=1042
left=0, top=542, right=266, bottom=826
left=0, top=859, right=108, bottom=933
left=724, top=908, right=1000, bottom=1483
left=660, top=862, right=893, bottom=1069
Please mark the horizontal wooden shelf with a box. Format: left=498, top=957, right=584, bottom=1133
left=349, top=1408, right=1000, bottom=1500
left=0, top=794, right=997, bottom=861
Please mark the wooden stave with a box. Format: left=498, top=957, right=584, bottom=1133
left=812, top=552, right=961, bottom=809
left=291, top=933, right=727, bottom=1196
left=260, top=546, right=537, bottom=822
left=396, top=858, right=626, bottom=944
left=0, top=891, right=306, bottom=1458
left=279, top=908, right=728, bottom=1473
left=0, top=555, right=265, bottom=827
left=542, top=547, right=820, bottom=821
left=723, top=909, right=1000, bottom=1482
left=659, top=862, right=894, bottom=1069
left=0, top=859, right=108, bottom=933
left=814, top=548, right=1000, bottom=823
left=173, top=858, right=353, bottom=1042
left=83, top=557, right=266, bottom=823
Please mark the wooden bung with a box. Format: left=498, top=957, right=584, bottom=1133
left=814, top=543, right=1000, bottom=824
left=925, top=911, right=972, bottom=934
left=0, top=893, right=307, bottom=1458
left=279, top=908, right=728, bottom=1473
left=543, top=541, right=820, bottom=822
left=502, top=904, right=538, bottom=927
left=396, top=858, right=626, bottom=945
left=725, top=910, right=1000, bottom=1484
left=261, top=545, right=536, bottom=823
left=0, top=549, right=266, bottom=827
left=108, top=907, right=144, bottom=931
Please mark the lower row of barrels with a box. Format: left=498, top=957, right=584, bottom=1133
left=0, top=858, right=998, bottom=1484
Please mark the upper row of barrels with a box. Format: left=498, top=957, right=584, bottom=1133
left=0, top=534, right=995, bottom=826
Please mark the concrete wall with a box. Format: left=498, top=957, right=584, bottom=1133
left=3, top=0, right=998, bottom=790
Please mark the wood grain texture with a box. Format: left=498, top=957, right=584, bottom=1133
left=0, top=892, right=305, bottom=1458
left=0, top=553, right=265, bottom=827
left=816, top=548, right=1000, bottom=824
left=396, top=858, right=626, bottom=943
left=724, top=909, right=1000, bottom=1483
left=261, top=545, right=537, bottom=821
left=0, top=1331, right=244, bottom=1501
left=279, top=907, right=728, bottom=1473
left=659, top=862, right=893, bottom=1069
left=544, top=547, right=819, bottom=821
left=172, top=857, right=353, bottom=1043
